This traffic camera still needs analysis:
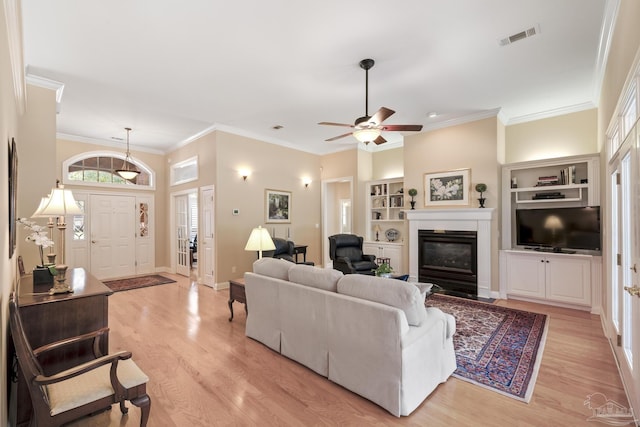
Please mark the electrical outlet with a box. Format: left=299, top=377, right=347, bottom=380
left=231, top=266, right=236, bottom=273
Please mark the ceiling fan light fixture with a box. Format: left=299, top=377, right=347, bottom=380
left=353, top=128, right=381, bottom=143
left=115, top=127, right=141, bottom=180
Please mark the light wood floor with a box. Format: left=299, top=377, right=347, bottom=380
left=68, top=271, right=628, bottom=426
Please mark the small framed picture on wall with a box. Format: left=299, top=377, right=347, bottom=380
left=265, top=189, right=291, bottom=223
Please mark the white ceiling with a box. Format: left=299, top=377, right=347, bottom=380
left=20, top=0, right=613, bottom=155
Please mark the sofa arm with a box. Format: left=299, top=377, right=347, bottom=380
left=362, top=254, right=376, bottom=263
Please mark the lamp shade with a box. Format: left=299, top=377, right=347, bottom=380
left=245, top=226, right=275, bottom=259
left=31, top=195, right=52, bottom=218
left=39, top=186, right=83, bottom=216
left=353, top=128, right=381, bottom=143
left=116, top=169, right=140, bottom=180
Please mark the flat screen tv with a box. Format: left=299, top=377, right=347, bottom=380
left=516, top=206, right=601, bottom=252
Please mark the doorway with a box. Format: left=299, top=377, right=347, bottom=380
left=608, top=126, right=640, bottom=413
left=174, top=190, right=198, bottom=277
left=65, top=192, right=155, bottom=281
left=322, top=177, right=353, bottom=267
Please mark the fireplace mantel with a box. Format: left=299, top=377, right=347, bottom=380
left=407, top=208, right=494, bottom=298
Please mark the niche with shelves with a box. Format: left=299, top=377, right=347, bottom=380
left=501, top=154, right=600, bottom=250
left=366, top=178, right=405, bottom=244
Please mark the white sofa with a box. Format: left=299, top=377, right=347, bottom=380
left=244, top=258, right=456, bottom=417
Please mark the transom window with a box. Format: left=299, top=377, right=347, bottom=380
left=63, top=151, right=155, bottom=190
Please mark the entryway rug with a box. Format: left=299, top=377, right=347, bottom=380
left=427, top=293, right=548, bottom=402
left=103, top=274, right=176, bottom=292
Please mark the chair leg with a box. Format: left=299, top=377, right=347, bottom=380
left=131, top=394, right=151, bottom=427
left=120, top=399, right=129, bottom=414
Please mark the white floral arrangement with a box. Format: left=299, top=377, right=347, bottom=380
left=430, top=178, right=461, bottom=200
left=17, top=218, right=55, bottom=268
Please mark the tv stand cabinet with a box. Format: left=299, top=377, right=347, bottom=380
left=499, top=249, right=601, bottom=313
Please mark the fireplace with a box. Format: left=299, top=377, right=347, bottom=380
left=406, top=208, right=494, bottom=299
left=418, top=230, right=477, bottom=296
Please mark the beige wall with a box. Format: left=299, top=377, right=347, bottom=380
left=1, top=2, right=20, bottom=422
left=56, top=138, right=168, bottom=268
left=16, top=85, right=58, bottom=270
left=505, top=109, right=598, bottom=163
left=213, top=132, right=321, bottom=282
left=372, top=147, right=403, bottom=180
left=404, top=117, right=501, bottom=288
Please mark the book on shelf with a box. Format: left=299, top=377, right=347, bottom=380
left=536, top=175, right=559, bottom=186
left=559, top=165, right=576, bottom=185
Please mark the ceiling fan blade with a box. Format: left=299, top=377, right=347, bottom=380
left=368, top=107, right=395, bottom=125
left=373, top=135, right=387, bottom=145
left=382, top=124, right=423, bottom=132
left=325, top=132, right=354, bottom=142
left=318, top=122, right=354, bottom=128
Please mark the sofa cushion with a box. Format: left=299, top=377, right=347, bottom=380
left=414, top=283, right=433, bottom=302
left=337, top=275, right=427, bottom=326
left=253, top=257, right=293, bottom=280
left=288, top=264, right=343, bottom=292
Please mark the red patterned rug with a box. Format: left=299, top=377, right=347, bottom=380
left=427, top=293, right=548, bottom=402
left=103, top=274, right=176, bottom=292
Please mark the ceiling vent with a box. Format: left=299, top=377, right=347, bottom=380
left=498, top=25, right=540, bottom=46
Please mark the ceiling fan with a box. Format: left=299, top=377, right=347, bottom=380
left=319, top=58, right=423, bottom=145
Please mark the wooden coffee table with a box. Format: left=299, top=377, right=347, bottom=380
left=228, top=277, right=247, bottom=321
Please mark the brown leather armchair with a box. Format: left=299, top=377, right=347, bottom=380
left=328, top=234, right=377, bottom=275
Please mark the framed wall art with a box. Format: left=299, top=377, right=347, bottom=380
left=265, top=189, right=291, bottom=223
left=8, top=138, right=17, bottom=258
left=424, top=168, right=470, bottom=207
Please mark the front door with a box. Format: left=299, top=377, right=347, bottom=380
left=90, top=194, right=136, bottom=280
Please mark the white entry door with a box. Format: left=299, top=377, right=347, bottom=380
left=201, top=186, right=215, bottom=287
left=90, top=194, right=136, bottom=280
left=175, top=194, right=190, bottom=277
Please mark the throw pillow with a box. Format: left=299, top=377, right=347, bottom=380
left=253, top=257, right=293, bottom=280
left=288, top=264, right=343, bottom=292
left=337, top=274, right=427, bottom=326
left=414, top=283, right=433, bottom=302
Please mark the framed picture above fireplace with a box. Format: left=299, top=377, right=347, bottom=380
left=424, top=168, right=470, bottom=207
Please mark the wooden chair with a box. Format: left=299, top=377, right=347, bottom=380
left=9, top=293, right=151, bottom=426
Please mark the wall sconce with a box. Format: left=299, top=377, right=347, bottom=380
left=303, top=178, right=312, bottom=188
left=239, top=169, right=250, bottom=181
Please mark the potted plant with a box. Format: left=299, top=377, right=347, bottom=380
left=408, top=188, right=418, bottom=209
left=17, top=218, right=57, bottom=284
left=475, top=183, right=487, bottom=208
left=375, top=262, right=394, bottom=278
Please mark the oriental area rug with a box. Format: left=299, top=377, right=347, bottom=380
left=103, top=274, right=176, bottom=292
left=427, top=293, right=548, bottom=402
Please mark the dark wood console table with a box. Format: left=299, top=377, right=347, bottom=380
left=10, top=268, right=113, bottom=427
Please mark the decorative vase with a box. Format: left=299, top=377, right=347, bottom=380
left=33, top=266, right=54, bottom=285
left=410, top=200, right=416, bottom=210
left=478, top=198, right=486, bottom=208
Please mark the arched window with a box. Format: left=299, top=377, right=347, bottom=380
left=62, top=151, right=155, bottom=189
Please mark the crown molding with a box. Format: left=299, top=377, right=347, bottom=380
left=592, top=0, right=621, bottom=103
left=56, top=132, right=165, bottom=155
left=26, top=70, right=65, bottom=113
left=421, top=108, right=502, bottom=133
left=4, top=0, right=26, bottom=113
left=503, top=102, right=596, bottom=126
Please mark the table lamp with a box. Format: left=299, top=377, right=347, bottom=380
left=244, top=226, right=275, bottom=259
left=38, top=183, right=84, bottom=294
